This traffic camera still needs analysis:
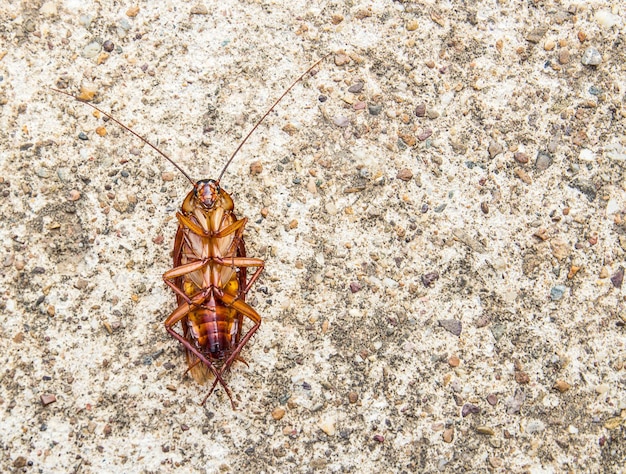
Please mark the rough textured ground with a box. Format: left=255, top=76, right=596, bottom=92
left=1, top=1, right=625, bottom=473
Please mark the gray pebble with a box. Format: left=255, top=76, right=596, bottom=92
left=82, top=41, right=101, bottom=59
left=550, top=285, right=566, bottom=301
left=535, top=152, right=553, bottom=172
left=36, top=168, right=50, bottom=178
left=348, top=82, right=364, bottom=94
left=57, top=168, right=70, bottom=182
left=79, top=14, right=93, bottom=28
left=368, top=104, right=382, bottom=116
left=581, top=47, right=602, bottom=66
left=333, top=116, right=349, bottom=127
left=490, top=323, right=505, bottom=341
left=526, top=25, right=548, bottom=43
left=118, top=18, right=131, bottom=31
left=438, top=319, right=462, bottom=336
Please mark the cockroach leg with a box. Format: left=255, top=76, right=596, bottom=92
left=164, top=320, right=235, bottom=409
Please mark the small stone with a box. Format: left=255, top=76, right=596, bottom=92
left=78, top=132, right=89, bottom=141
left=288, top=219, right=298, bottom=229
left=272, top=407, right=286, bottom=420
left=74, top=278, right=88, bottom=290
left=355, top=8, right=372, bottom=20
left=514, top=168, right=532, bottom=184
left=349, top=282, right=361, bottom=293
left=596, top=383, right=610, bottom=395
left=595, top=10, right=622, bottom=29
left=480, top=202, right=489, bottom=214
left=249, top=161, right=263, bottom=175
left=319, top=418, right=335, bottom=436
left=489, top=457, right=503, bottom=468
left=442, top=428, right=454, bottom=443
left=544, top=39, right=555, bottom=51
left=126, top=6, right=140, bottom=17
left=348, top=391, right=358, bottom=404
left=282, top=123, right=297, bottom=135
left=260, top=207, right=269, bottom=218
left=558, top=48, right=570, bottom=64
left=488, top=142, right=503, bottom=158
left=348, top=82, right=364, bottom=94
left=333, top=116, right=349, bottom=127
left=368, top=104, right=382, bottom=115
left=476, top=426, right=495, bottom=436
left=554, top=380, right=571, bottom=393
left=417, top=129, right=432, bottom=141
left=13, top=332, right=24, bottom=343
left=486, top=393, right=498, bottom=406
left=78, top=85, right=97, bottom=101
left=604, top=417, right=624, bottom=430
left=396, top=168, right=413, bottom=181
left=599, top=266, right=609, bottom=279
left=515, top=371, right=530, bottom=384
left=373, top=434, right=384, bottom=443
left=439, top=319, right=462, bottom=337
left=526, top=25, right=548, bottom=43
left=14, top=256, right=25, bottom=271
left=551, top=238, right=571, bottom=260
left=325, top=201, right=337, bottom=215
left=161, top=172, right=174, bottom=182
left=334, top=53, right=350, bottom=66
left=448, top=355, right=460, bottom=367
left=611, top=267, right=624, bottom=288
left=462, top=403, right=480, bottom=417
left=39, top=2, right=57, bottom=15
left=422, top=272, right=439, bottom=287
left=190, top=4, right=208, bottom=14
left=581, top=47, right=602, bottom=66
left=96, top=126, right=106, bottom=136
left=550, top=285, right=566, bottom=301
left=40, top=394, right=56, bottom=406
left=102, top=40, right=114, bottom=52
left=398, top=133, right=416, bottom=147
left=331, top=14, right=343, bottom=25
left=406, top=20, right=419, bottom=31
left=514, top=152, right=529, bottom=164
left=535, top=152, right=553, bottom=171
left=567, top=265, right=581, bottom=279
left=81, top=41, right=101, bottom=59
left=414, top=103, right=426, bottom=117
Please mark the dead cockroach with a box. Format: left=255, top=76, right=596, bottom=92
left=53, top=53, right=329, bottom=409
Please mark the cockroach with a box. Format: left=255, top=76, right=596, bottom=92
left=53, top=53, right=329, bottom=409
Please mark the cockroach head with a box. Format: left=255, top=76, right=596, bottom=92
left=194, top=179, right=220, bottom=209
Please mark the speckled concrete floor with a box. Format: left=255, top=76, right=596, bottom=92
left=1, top=1, right=625, bottom=473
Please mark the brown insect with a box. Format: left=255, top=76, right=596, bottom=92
left=53, top=54, right=329, bottom=409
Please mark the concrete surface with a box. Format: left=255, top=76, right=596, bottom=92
left=0, top=0, right=625, bottom=472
